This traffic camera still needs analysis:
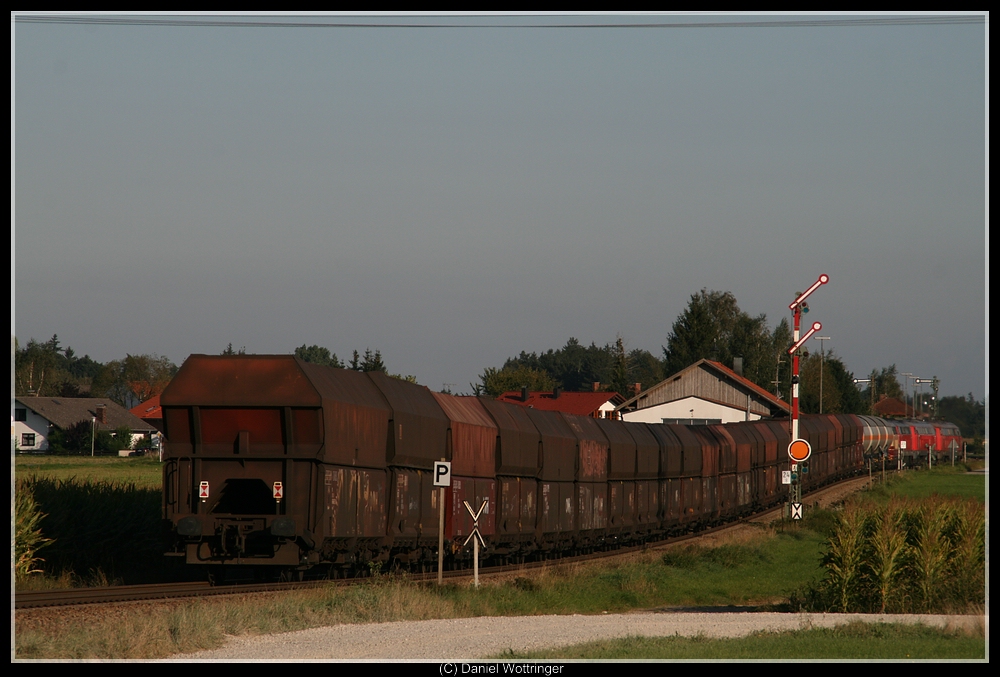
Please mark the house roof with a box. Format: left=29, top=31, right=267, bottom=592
left=130, top=394, right=162, bottom=421
left=496, top=390, right=624, bottom=416
left=873, top=396, right=914, bottom=418
left=617, top=358, right=790, bottom=415
left=15, top=397, right=156, bottom=433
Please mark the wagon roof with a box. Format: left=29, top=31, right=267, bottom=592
left=162, top=355, right=322, bottom=407
left=162, top=355, right=392, bottom=412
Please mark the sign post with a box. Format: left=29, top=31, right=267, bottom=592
left=433, top=461, right=452, bottom=586
left=463, top=499, right=488, bottom=589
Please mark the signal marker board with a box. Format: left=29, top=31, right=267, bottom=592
left=788, top=439, right=812, bottom=462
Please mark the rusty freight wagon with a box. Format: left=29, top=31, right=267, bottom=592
left=162, top=355, right=895, bottom=579
left=163, top=355, right=457, bottom=573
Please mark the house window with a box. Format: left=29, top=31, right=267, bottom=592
left=15, top=408, right=27, bottom=421
left=21, top=433, right=36, bottom=448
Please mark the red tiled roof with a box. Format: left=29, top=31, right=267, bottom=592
left=130, top=395, right=162, bottom=421
left=496, top=391, right=623, bottom=417
left=873, top=396, right=913, bottom=418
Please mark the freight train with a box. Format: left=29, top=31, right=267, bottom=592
left=160, top=355, right=960, bottom=577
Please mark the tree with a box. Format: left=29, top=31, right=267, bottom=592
left=937, top=394, right=985, bottom=438
left=609, top=336, right=629, bottom=396
left=14, top=336, right=61, bottom=396
left=16, top=335, right=107, bottom=397
left=770, top=317, right=793, bottom=399
left=91, top=354, right=178, bottom=408
left=294, top=344, right=344, bottom=368
left=46, top=420, right=95, bottom=454
left=221, top=343, right=246, bottom=355
left=476, top=365, right=557, bottom=398
left=500, top=338, right=616, bottom=392
left=359, top=348, right=386, bottom=373
left=870, top=365, right=905, bottom=402
left=663, top=290, right=782, bottom=392
left=799, top=351, right=868, bottom=415
left=627, top=348, right=665, bottom=395
left=478, top=336, right=665, bottom=398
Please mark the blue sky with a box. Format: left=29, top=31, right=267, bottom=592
left=13, top=13, right=988, bottom=400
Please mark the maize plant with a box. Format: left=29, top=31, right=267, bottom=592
left=14, top=484, right=53, bottom=580
left=820, top=502, right=871, bottom=612
left=868, top=499, right=909, bottom=613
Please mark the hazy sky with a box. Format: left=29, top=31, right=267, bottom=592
left=12, top=13, right=988, bottom=401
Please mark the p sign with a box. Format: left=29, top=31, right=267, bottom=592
left=433, top=461, right=452, bottom=488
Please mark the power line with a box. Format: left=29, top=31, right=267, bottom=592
left=13, top=14, right=987, bottom=30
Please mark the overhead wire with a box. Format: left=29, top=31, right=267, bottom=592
left=12, top=14, right=988, bottom=30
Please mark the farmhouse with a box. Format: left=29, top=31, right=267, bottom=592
left=13, top=396, right=156, bottom=452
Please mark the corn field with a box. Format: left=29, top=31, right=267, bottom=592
left=15, top=484, right=53, bottom=580
left=14, top=476, right=164, bottom=585
left=818, top=496, right=985, bottom=613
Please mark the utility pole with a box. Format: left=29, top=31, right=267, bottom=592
left=814, top=336, right=831, bottom=414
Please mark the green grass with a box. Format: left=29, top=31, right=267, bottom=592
left=494, top=621, right=986, bottom=660
left=14, top=454, right=163, bottom=489
left=874, top=466, right=986, bottom=502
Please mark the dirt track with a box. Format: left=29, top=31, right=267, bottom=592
left=173, top=611, right=983, bottom=660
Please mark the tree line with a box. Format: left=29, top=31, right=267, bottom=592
left=472, top=289, right=985, bottom=438
left=15, top=335, right=176, bottom=409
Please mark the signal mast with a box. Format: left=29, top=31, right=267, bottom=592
left=786, top=274, right=828, bottom=515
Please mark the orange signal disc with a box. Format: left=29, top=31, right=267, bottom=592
left=788, top=439, right=812, bottom=462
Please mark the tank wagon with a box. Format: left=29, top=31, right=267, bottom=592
left=160, top=355, right=955, bottom=576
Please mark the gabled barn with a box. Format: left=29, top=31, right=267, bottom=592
left=616, top=359, right=789, bottom=424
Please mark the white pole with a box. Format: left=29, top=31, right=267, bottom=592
left=438, top=485, right=445, bottom=586
left=473, top=536, right=479, bottom=589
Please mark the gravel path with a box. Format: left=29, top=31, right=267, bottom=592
left=173, top=612, right=981, bottom=660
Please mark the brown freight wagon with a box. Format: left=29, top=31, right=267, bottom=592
left=595, top=418, right=639, bottom=543
left=561, top=413, right=609, bottom=549
left=524, top=407, right=577, bottom=552
left=625, top=422, right=661, bottom=539
left=477, top=397, right=540, bottom=559
left=431, top=393, right=497, bottom=558
left=162, top=355, right=395, bottom=568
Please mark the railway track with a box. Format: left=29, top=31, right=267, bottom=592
left=16, top=474, right=873, bottom=610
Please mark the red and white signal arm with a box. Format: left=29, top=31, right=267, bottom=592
left=273, top=482, right=284, bottom=500
left=788, top=439, right=812, bottom=462
left=199, top=481, right=210, bottom=500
